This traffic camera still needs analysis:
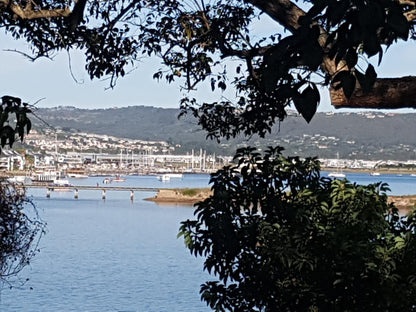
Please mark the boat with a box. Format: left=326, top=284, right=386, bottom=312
left=157, top=174, right=171, bottom=182
left=111, top=175, right=126, bottom=182
left=328, top=172, right=346, bottom=178
left=164, top=173, right=183, bottom=179
left=53, top=179, right=73, bottom=187
left=7, top=176, right=32, bottom=185
left=32, top=169, right=59, bottom=183
left=370, top=172, right=381, bottom=176
left=66, top=168, right=88, bottom=179
left=328, top=153, right=346, bottom=178
left=102, top=175, right=126, bottom=183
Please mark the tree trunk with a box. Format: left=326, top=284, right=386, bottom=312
left=331, top=76, right=416, bottom=109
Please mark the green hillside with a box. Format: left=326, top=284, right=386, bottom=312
left=33, top=106, right=416, bottom=160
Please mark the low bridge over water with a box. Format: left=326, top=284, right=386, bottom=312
left=22, top=184, right=161, bottom=200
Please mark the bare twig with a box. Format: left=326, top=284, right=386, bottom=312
left=3, top=49, right=52, bottom=62
left=66, top=49, right=84, bottom=84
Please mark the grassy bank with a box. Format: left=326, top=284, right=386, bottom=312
left=146, top=188, right=415, bottom=213
left=145, top=188, right=212, bottom=205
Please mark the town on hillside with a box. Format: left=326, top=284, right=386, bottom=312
left=1, top=129, right=232, bottom=184
left=1, top=127, right=416, bottom=184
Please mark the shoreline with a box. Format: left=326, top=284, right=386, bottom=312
left=144, top=188, right=212, bottom=206
left=321, top=167, right=416, bottom=175
left=146, top=189, right=416, bottom=213
left=388, top=195, right=416, bottom=214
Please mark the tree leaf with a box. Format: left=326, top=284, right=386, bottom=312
left=388, top=8, right=409, bottom=40
left=345, top=48, right=358, bottom=68
left=331, top=70, right=349, bottom=90
left=293, top=85, right=319, bottom=123
left=301, top=41, right=323, bottom=71
left=26, top=119, right=32, bottom=134
left=365, top=64, right=377, bottom=89
left=342, top=73, right=356, bottom=98
left=355, top=70, right=368, bottom=92
left=363, top=35, right=380, bottom=57
left=262, top=37, right=296, bottom=93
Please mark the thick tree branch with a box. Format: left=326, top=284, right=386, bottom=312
left=7, top=1, right=71, bottom=19
left=405, top=9, right=416, bottom=21
left=398, top=0, right=416, bottom=5
left=67, top=0, right=87, bottom=30
left=331, top=77, right=416, bottom=109
left=246, top=0, right=416, bottom=110
left=246, top=0, right=304, bottom=32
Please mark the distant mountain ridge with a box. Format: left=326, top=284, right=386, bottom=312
left=33, top=106, right=416, bottom=160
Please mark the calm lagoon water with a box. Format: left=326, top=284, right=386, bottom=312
left=323, top=171, right=416, bottom=195
left=0, top=173, right=415, bottom=311
left=0, top=175, right=212, bottom=312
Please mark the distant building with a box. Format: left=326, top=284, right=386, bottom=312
left=0, top=150, right=25, bottom=171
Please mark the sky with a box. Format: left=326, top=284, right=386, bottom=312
left=1, top=32, right=416, bottom=112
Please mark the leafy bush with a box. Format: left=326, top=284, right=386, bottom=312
left=180, top=146, right=416, bottom=311
left=0, top=183, right=45, bottom=285
left=180, top=188, right=199, bottom=197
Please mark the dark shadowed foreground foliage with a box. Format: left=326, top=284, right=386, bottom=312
left=179, top=146, right=416, bottom=311
left=0, top=95, right=43, bottom=285
left=0, top=183, right=45, bottom=286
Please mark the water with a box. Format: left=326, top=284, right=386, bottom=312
left=0, top=175, right=212, bottom=312
left=0, top=173, right=415, bottom=312
left=322, top=171, right=416, bottom=195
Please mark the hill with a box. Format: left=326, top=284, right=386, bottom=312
left=33, top=106, right=416, bottom=160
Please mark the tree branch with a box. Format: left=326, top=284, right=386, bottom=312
left=9, top=2, right=71, bottom=20
left=245, top=0, right=304, bottom=32
left=246, top=0, right=416, bottom=110
left=331, top=76, right=416, bottom=109
left=107, top=1, right=140, bottom=29
left=67, top=0, right=87, bottom=30
left=405, top=9, right=416, bottom=21
left=398, top=0, right=416, bottom=5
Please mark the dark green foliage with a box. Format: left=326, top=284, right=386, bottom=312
left=179, top=146, right=416, bottom=311
left=0, top=183, right=45, bottom=284
left=0, top=96, right=32, bottom=152
left=0, top=96, right=42, bottom=284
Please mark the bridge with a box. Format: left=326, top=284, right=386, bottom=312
left=22, top=184, right=161, bottom=200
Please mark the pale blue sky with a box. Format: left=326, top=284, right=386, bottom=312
left=1, top=33, right=415, bottom=112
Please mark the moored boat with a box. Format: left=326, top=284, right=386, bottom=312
left=66, top=168, right=88, bottom=178
left=328, top=172, right=346, bottom=178
left=157, top=174, right=171, bottom=182
left=7, top=176, right=32, bottom=185
left=32, top=169, right=59, bottom=183
left=164, top=173, right=183, bottom=179
left=112, top=175, right=126, bottom=182
left=328, top=152, right=346, bottom=178
left=53, top=179, right=73, bottom=187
